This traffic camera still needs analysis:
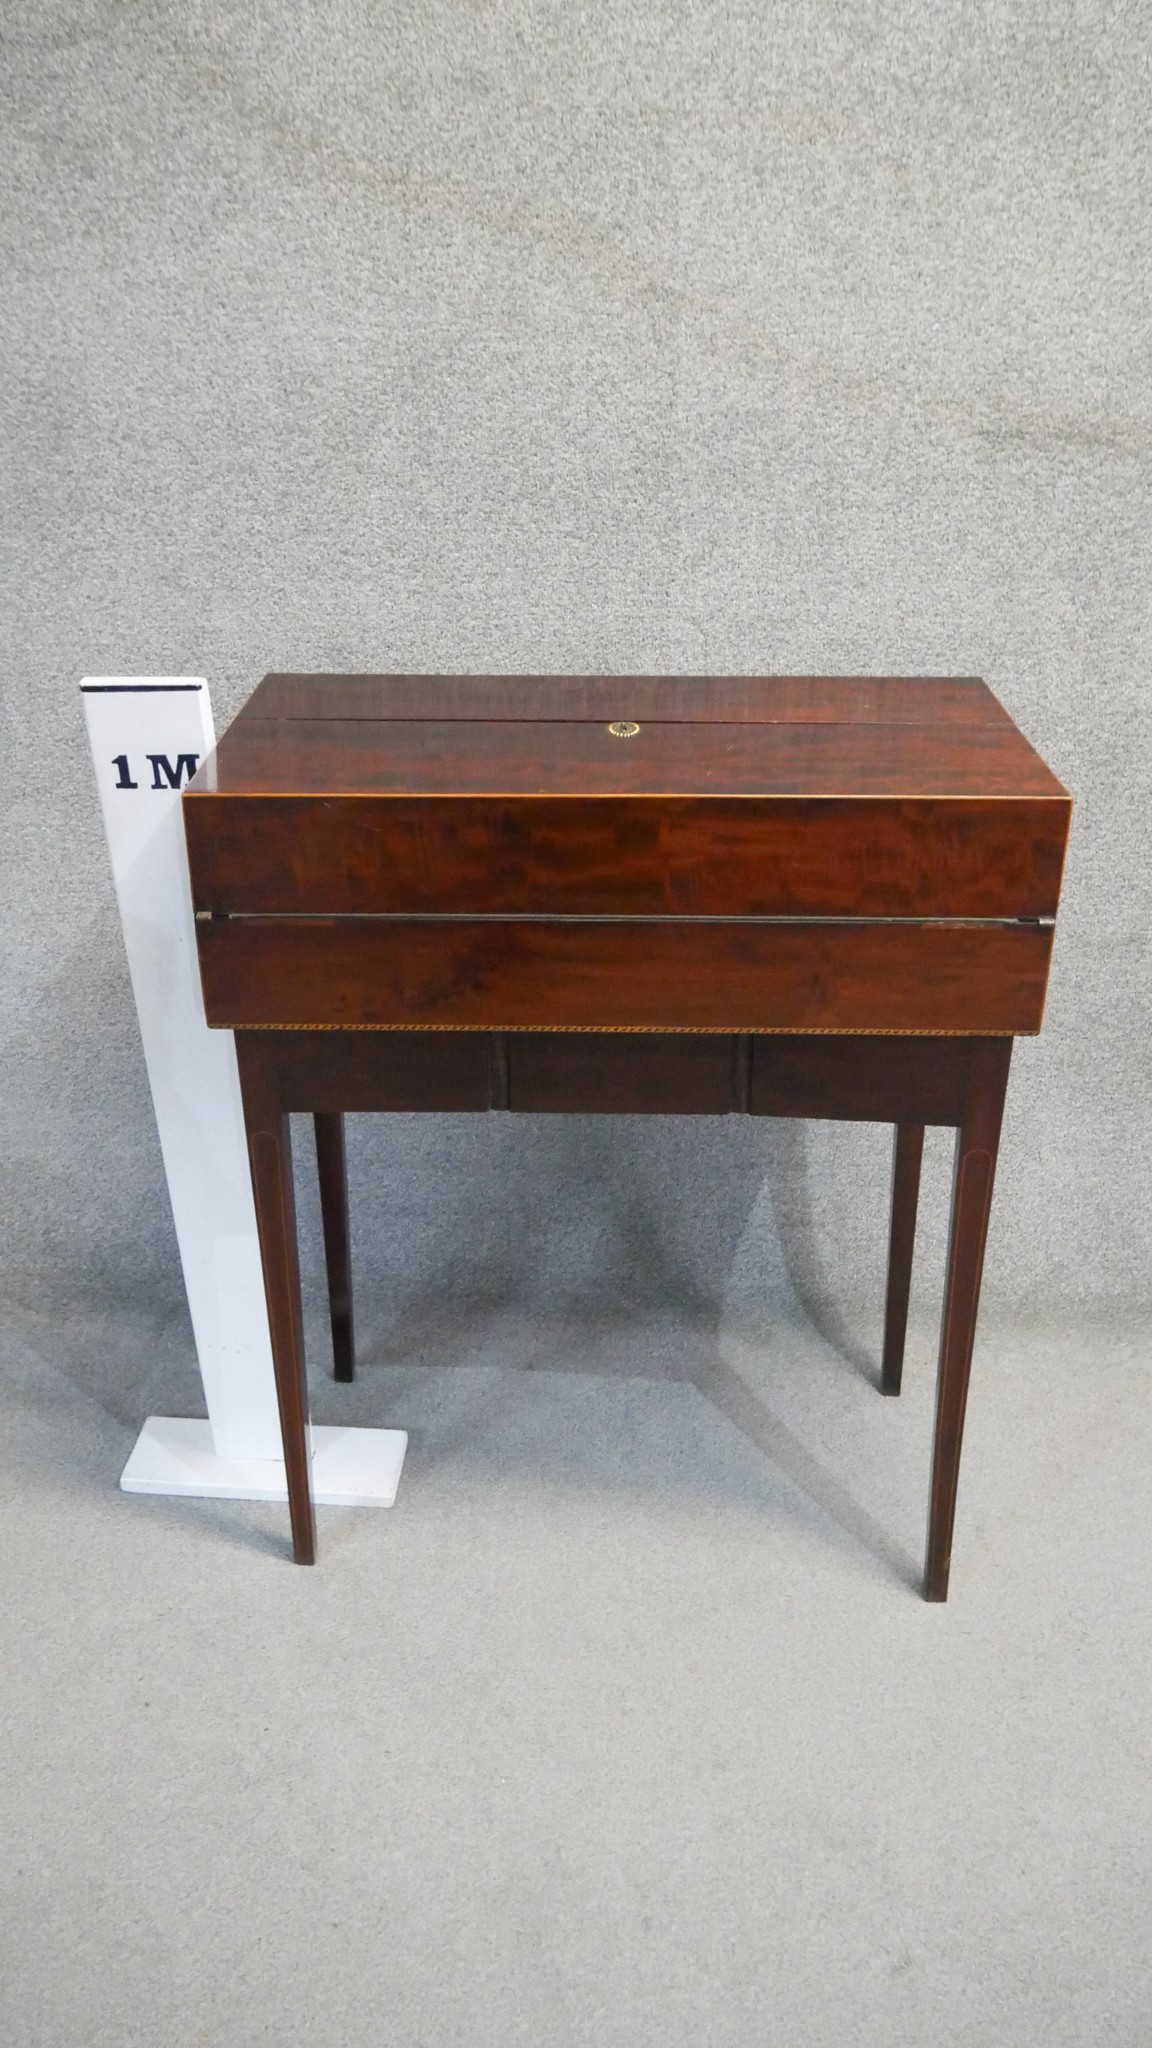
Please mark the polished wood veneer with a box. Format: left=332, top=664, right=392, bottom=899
left=193, top=714, right=1061, bottom=798
left=241, top=1028, right=980, bottom=1123
left=197, top=914, right=1052, bottom=1035
left=186, top=793, right=1067, bottom=920
left=186, top=674, right=1071, bottom=1598
left=186, top=672, right=1068, bottom=926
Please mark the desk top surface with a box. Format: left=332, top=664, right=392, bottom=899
left=191, top=674, right=1068, bottom=800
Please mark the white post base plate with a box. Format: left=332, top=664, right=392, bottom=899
left=120, top=1416, right=407, bottom=1507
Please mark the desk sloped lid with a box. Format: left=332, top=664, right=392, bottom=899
left=184, top=675, right=1071, bottom=919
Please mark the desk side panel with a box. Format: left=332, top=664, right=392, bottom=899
left=184, top=794, right=1070, bottom=921
left=195, top=918, right=1055, bottom=1035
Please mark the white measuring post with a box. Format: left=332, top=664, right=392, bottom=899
left=82, top=679, right=406, bottom=1512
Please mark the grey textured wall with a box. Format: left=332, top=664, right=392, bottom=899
left=3, top=1, right=1151, bottom=1405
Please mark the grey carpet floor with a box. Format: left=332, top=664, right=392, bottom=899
left=2, top=1295, right=1149, bottom=2047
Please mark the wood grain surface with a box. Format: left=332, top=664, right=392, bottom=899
left=749, top=1034, right=974, bottom=1122
left=192, top=714, right=1066, bottom=799
left=506, top=1031, right=741, bottom=1113
left=233, top=1029, right=991, bottom=1123
left=198, top=916, right=1053, bottom=1034
left=185, top=790, right=1068, bottom=919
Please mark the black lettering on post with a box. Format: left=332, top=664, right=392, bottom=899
left=111, top=754, right=139, bottom=789
left=146, top=753, right=200, bottom=790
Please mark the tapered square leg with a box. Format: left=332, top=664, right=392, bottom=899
left=235, top=1036, right=316, bottom=1564
left=882, top=1122, right=924, bottom=1396
left=314, top=1111, right=355, bottom=1382
left=923, top=1039, right=1013, bottom=1602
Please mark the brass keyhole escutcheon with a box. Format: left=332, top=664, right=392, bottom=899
left=607, top=720, right=640, bottom=737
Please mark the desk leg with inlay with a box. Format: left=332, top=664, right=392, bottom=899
left=924, top=1038, right=1013, bottom=1601
left=315, top=1112, right=355, bottom=1382
left=236, top=1037, right=316, bottom=1565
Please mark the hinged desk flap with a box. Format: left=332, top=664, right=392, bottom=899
left=185, top=675, right=1071, bottom=923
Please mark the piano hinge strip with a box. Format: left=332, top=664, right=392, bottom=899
left=195, top=911, right=1056, bottom=929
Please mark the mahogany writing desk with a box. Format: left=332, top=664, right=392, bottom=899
left=184, top=675, right=1071, bottom=1597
